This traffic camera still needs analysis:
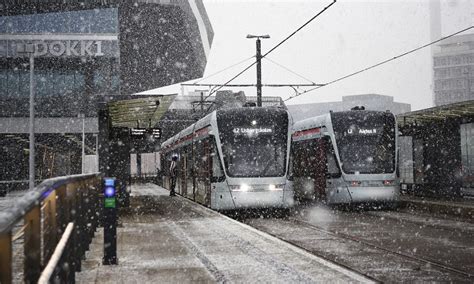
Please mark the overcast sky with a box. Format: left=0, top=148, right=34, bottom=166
left=140, top=1, right=471, bottom=111
left=197, top=0, right=468, bottom=111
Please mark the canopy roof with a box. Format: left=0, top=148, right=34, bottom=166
left=397, top=100, right=474, bottom=127
left=107, top=94, right=177, bottom=128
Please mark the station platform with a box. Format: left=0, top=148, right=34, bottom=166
left=76, top=183, right=370, bottom=283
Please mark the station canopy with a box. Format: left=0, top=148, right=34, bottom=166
left=107, top=94, right=177, bottom=128
left=397, top=100, right=474, bottom=127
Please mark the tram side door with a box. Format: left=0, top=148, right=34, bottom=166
left=325, top=137, right=342, bottom=193
left=313, top=138, right=327, bottom=199
left=180, top=153, right=187, bottom=196
left=193, top=138, right=212, bottom=206
left=186, top=150, right=194, bottom=199
left=209, top=140, right=225, bottom=207
left=204, top=139, right=212, bottom=206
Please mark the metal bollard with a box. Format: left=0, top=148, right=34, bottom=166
left=102, top=178, right=118, bottom=265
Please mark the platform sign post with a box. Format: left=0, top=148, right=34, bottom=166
left=103, top=177, right=118, bottom=265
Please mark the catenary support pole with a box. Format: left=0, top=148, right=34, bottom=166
left=256, top=38, right=262, bottom=107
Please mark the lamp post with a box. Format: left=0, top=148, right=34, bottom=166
left=247, top=34, right=270, bottom=107
left=17, top=43, right=36, bottom=190
left=79, top=113, right=86, bottom=173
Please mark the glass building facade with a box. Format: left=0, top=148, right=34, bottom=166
left=0, top=6, right=122, bottom=117
left=0, top=0, right=212, bottom=117
left=0, top=0, right=213, bottom=192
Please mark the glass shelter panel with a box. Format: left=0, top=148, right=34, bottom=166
left=461, top=123, right=474, bottom=190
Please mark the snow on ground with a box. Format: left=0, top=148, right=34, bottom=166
left=77, top=183, right=373, bottom=283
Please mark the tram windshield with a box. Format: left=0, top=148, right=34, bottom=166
left=331, top=111, right=396, bottom=174
left=217, top=108, right=288, bottom=177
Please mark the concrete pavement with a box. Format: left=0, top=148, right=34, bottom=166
left=76, top=183, right=371, bottom=283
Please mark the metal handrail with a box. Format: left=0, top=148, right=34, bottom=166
left=0, top=172, right=103, bottom=283
left=0, top=173, right=100, bottom=234
left=38, top=222, right=75, bottom=284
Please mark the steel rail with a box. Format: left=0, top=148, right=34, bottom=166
left=289, top=217, right=474, bottom=280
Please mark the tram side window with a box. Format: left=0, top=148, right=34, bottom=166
left=211, top=139, right=225, bottom=182
left=325, top=138, right=341, bottom=178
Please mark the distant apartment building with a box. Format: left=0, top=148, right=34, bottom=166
left=287, top=94, right=411, bottom=122
left=433, top=34, right=474, bottom=106
left=429, top=0, right=474, bottom=106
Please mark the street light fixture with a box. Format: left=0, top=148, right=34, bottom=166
left=17, top=42, right=36, bottom=190
left=246, top=34, right=270, bottom=39
left=247, top=34, right=270, bottom=107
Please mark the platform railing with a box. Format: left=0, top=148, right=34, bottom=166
left=0, top=173, right=102, bottom=284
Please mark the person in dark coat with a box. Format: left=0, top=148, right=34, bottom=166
left=169, top=155, right=178, bottom=196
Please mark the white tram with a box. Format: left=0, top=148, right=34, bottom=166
left=290, top=108, right=399, bottom=205
left=160, top=107, right=294, bottom=210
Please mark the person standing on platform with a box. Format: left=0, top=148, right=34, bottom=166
left=169, top=155, right=178, bottom=196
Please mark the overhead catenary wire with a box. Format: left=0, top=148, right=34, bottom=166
left=284, top=25, right=474, bottom=102
left=263, top=56, right=319, bottom=85
left=199, top=0, right=337, bottom=106
left=181, top=83, right=324, bottom=87
left=262, top=0, right=336, bottom=58
left=192, top=55, right=255, bottom=84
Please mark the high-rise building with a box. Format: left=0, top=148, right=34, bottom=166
left=433, top=34, right=474, bottom=106
left=430, top=0, right=474, bottom=105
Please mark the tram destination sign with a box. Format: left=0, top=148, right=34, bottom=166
left=233, top=127, right=273, bottom=135
left=130, top=128, right=161, bottom=140
left=346, top=126, right=383, bottom=136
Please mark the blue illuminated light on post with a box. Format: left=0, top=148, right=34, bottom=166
left=104, top=178, right=116, bottom=208
left=105, top=186, right=115, bottom=198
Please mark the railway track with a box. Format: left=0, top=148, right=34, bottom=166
left=240, top=209, right=474, bottom=283
left=365, top=210, right=474, bottom=233
left=288, top=217, right=474, bottom=280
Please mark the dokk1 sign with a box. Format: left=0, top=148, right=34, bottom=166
left=33, top=40, right=104, bottom=57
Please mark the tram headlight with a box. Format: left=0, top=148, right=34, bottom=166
left=240, top=184, right=250, bottom=192
left=229, top=184, right=250, bottom=192
left=383, top=180, right=395, bottom=186
left=268, top=184, right=284, bottom=191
